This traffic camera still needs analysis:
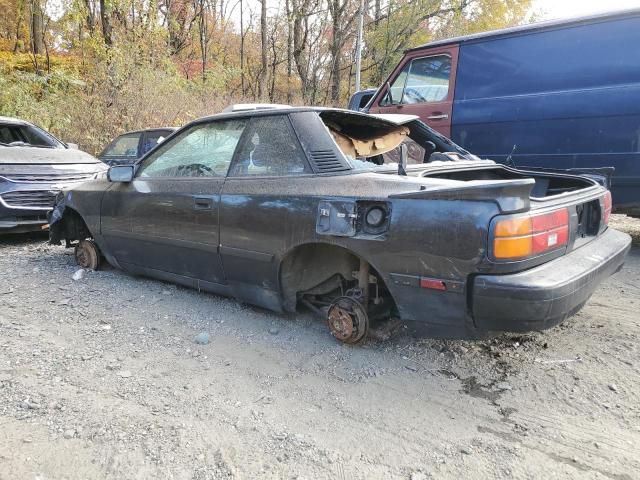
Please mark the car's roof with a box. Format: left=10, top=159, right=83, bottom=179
left=118, top=127, right=178, bottom=136
left=406, top=7, right=640, bottom=52
left=222, top=103, right=292, bottom=113
left=0, top=116, right=31, bottom=126
left=194, top=105, right=417, bottom=126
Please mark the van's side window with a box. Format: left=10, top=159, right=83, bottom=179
left=382, top=55, right=451, bottom=106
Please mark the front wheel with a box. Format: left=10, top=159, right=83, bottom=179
left=74, top=239, right=101, bottom=270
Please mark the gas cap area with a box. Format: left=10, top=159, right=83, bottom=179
left=316, top=200, right=391, bottom=238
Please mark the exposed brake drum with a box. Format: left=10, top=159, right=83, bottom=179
left=327, top=296, right=369, bottom=344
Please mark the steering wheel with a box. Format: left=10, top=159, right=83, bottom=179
left=404, top=87, right=427, bottom=103
left=176, top=163, right=215, bottom=176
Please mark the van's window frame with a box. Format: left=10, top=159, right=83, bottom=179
left=381, top=53, right=452, bottom=106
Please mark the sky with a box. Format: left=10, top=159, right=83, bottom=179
left=534, top=0, right=639, bottom=20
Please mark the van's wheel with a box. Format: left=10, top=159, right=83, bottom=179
left=327, top=296, right=369, bottom=344
left=75, top=239, right=101, bottom=270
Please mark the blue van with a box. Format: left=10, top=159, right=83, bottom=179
left=358, top=9, right=640, bottom=216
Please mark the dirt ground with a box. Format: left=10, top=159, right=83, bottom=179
left=0, top=215, right=639, bottom=480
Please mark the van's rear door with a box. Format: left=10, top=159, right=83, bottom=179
left=367, top=45, right=459, bottom=138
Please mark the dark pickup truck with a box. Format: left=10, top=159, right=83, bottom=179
left=48, top=106, right=631, bottom=342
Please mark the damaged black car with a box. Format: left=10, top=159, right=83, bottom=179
left=48, top=106, right=631, bottom=342
left=0, top=116, right=106, bottom=233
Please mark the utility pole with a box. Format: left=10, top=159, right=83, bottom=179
left=354, top=0, right=364, bottom=92
left=240, top=0, right=245, bottom=95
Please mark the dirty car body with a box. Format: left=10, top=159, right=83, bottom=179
left=0, top=116, right=106, bottom=234
left=49, top=107, right=631, bottom=340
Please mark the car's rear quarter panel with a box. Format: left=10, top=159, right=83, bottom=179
left=220, top=173, right=500, bottom=335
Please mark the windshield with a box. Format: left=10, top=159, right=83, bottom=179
left=0, top=122, right=64, bottom=148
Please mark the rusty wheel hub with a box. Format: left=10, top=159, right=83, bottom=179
left=74, top=239, right=100, bottom=270
left=327, top=296, right=369, bottom=344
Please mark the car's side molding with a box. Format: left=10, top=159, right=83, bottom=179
left=219, top=245, right=274, bottom=263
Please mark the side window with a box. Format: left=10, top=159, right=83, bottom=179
left=402, top=55, right=451, bottom=104
left=380, top=63, right=410, bottom=106
left=138, top=120, right=247, bottom=178
left=103, top=133, right=141, bottom=159
left=228, top=115, right=310, bottom=177
left=140, top=130, right=172, bottom=156
left=0, top=125, right=21, bottom=143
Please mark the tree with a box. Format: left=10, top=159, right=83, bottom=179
left=0, top=0, right=535, bottom=157
left=29, top=0, right=44, bottom=54
left=258, top=0, right=267, bottom=98
left=327, top=0, right=358, bottom=103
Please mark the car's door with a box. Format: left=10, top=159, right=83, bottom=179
left=218, top=113, right=314, bottom=309
left=100, top=119, right=248, bottom=289
left=368, top=46, right=459, bottom=137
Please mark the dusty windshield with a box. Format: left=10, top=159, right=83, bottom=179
left=0, top=123, right=64, bottom=148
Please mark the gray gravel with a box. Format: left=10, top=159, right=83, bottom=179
left=0, top=215, right=639, bottom=479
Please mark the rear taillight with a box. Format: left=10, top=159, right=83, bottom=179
left=602, top=191, right=612, bottom=225
left=492, top=208, right=569, bottom=260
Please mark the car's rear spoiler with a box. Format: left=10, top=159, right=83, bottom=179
left=388, top=178, right=535, bottom=213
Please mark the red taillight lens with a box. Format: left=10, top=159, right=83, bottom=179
left=603, top=191, right=612, bottom=225
left=493, top=208, right=569, bottom=260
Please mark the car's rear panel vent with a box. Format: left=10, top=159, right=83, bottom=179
left=309, top=150, right=349, bottom=173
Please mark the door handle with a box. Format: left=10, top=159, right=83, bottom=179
left=427, top=113, right=449, bottom=120
left=194, top=197, right=213, bottom=210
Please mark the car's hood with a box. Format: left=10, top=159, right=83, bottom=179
left=0, top=146, right=101, bottom=164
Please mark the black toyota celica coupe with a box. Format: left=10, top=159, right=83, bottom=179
left=48, top=105, right=631, bottom=343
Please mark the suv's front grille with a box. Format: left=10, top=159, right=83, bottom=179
left=1, top=190, right=57, bottom=209
left=1, top=172, right=95, bottom=182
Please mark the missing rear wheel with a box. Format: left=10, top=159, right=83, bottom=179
left=327, top=296, right=369, bottom=344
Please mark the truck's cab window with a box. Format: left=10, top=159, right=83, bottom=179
left=382, top=55, right=451, bottom=106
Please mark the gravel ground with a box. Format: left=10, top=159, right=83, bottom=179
left=1, top=215, right=639, bottom=479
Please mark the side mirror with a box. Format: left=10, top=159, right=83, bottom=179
left=398, top=143, right=408, bottom=176
left=108, top=165, right=134, bottom=183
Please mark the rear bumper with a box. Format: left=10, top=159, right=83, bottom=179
left=472, top=228, right=631, bottom=332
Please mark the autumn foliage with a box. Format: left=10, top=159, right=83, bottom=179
left=0, top=0, right=533, bottom=154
